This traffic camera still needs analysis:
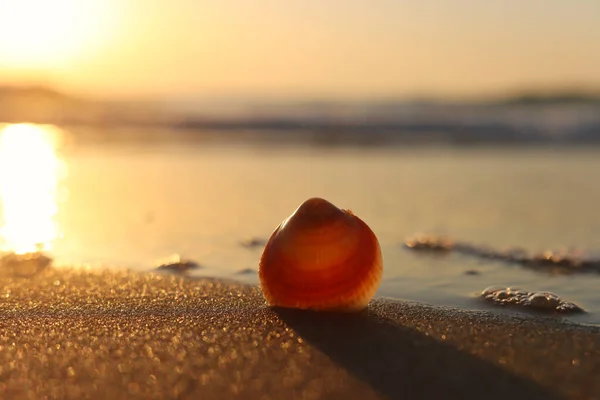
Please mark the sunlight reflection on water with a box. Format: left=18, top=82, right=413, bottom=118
left=0, top=123, right=67, bottom=254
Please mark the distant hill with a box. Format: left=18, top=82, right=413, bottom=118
left=0, top=85, right=69, bottom=100
left=0, top=85, right=169, bottom=126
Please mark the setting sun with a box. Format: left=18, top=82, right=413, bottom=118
left=0, top=0, right=114, bottom=69
left=0, top=124, right=66, bottom=254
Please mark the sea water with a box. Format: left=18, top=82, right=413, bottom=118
left=4, top=125, right=600, bottom=325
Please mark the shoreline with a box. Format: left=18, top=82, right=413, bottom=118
left=0, top=266, right=598, bottom=399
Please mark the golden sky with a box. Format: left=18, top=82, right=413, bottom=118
left=0, top=0, right=599, bottom=99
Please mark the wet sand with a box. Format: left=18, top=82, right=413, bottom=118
left=0, top=266, right=598, bottom=399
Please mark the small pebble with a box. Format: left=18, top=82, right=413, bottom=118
left=236, top=268, right=256, bottom=275
left=155, top=254, right=201, bottom=273
left=0, top=252, right=52, bottom=277
left=404, top=234, right=453, bottom=252
left=240, top=238, right=266, bottom=249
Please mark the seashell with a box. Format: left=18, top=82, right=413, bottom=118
left=258, top=197, right=383, bottom=312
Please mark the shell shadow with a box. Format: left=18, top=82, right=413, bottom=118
left=274, top=308, right=561, bottom=400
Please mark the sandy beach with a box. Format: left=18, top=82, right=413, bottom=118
left=1, top=1, right=599, bottom=399
left=0, top=265, right=596, bottom=400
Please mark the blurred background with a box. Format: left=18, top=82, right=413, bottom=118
left=0, top=0, right=599, bottom=322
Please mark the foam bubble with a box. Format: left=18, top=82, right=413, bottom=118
left=481, top=286, right=583, bottom=314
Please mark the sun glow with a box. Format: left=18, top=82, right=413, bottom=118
left=0, top=0, right=113, bottom=68
left=0, top=124, right=66, bottom=254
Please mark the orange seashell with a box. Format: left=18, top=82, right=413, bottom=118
left=259, top=197, right=383, bottom=312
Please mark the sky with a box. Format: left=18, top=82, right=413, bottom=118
left=0, top=0, right=599, bottom=100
